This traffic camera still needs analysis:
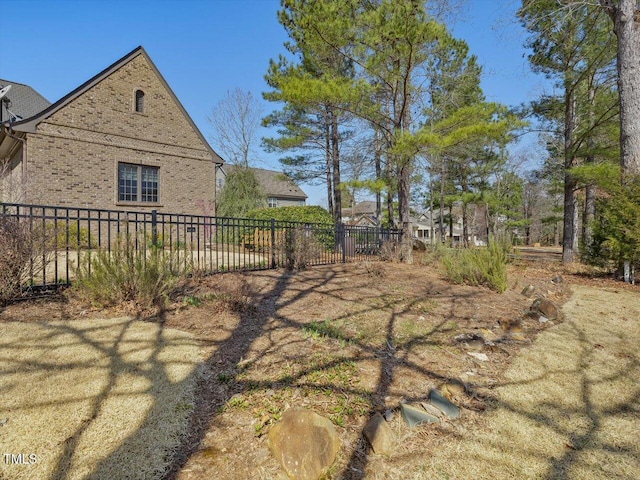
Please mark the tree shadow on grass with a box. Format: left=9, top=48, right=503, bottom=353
left=7, top=262, right=608, bottom=479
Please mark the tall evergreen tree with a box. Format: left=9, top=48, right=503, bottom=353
left=519, top=0, right=617, bottom=263
left=599, top=0, right=640, bottom=178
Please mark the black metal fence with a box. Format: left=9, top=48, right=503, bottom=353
left=0, top=203, right=401, bottom=290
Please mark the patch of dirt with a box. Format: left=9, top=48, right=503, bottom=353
left=2, top=255, right=634, bottom=479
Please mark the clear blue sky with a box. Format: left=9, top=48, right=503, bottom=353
left=0, top=0, right=548, bottom=207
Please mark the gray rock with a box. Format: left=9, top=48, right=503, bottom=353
left=530, top=298, right=558, bottom=321
left=400, top=403, right=440, bottom=427
left=268, top=408, right=340, bottom=480
left=413, top=239, right=428, bottom=251
left=454, top=333, right=485, bottom=351
left=429, top=389, right=461, bottom=420
left=363, top=413, right=395, bottom=455
left=521, top=284, right=536, bottom=297
left=551, top=275, right=563, bottom=285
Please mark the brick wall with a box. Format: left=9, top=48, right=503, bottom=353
left=22, top=52, right=217, bottom=215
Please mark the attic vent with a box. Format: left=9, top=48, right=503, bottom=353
left=135, top=89, right=145, bottom=113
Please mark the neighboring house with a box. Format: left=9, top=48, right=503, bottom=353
left=341, top=200, right=379, bottom=226
left=0, top=46, right=223, bottom=214
left=217, top=165, right=307, bottom=208
left=414, top=204, right=487, bottom=245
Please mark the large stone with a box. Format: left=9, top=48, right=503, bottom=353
left=362, top=413, right=395, bottom=456
left=530, top=298, right=558, bottom=321
left=268, top=408, right=340, bottom=480
left=413, top=239, right=428, bottom=251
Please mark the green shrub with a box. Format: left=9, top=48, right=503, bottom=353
left=438, top=240, right=509, bottom=293
left=58, top=222, right=96, bottom=249
left=587, top=177, right=640, bottom=275
left=74, top=233, right=187, bottom=310
left=246, top=205, right=333, bottom=224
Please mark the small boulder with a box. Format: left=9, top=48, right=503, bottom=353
left=454, top=333, right=485, bottom=351
left=363, top=413, right=395, bottom=456
left=268, top=408, right=340, bottom=480
left=530, top=298, right=558, bottom=321
left=467, top=351, right=489, bottom=362
left=413, top=239, right=428, bottom=251
left=510, top=332, right=527, bottom=342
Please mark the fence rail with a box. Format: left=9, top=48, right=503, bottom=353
left=0, top=203, right=401, bottom=291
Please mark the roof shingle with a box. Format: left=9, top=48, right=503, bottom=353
left=0, top=79, right=51, bottom=123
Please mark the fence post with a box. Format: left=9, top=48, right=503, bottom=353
left=270, top=218, right=276, bottom=269
left=151, top=210, right=158, bottom=248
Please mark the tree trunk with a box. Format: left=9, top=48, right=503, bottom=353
left=448, top=203, right=454, bottom=244
left=374, top=132, right=382, bottom=225
left=429, top=171, right=435, bottom=245
left=584, top=85, right=596, bottom=251
left=397, top=159, right=413, bottom=263
left=330, top=110, right=342, bottom=228
left=562, top=174, right=578, bottom=263
left=562, top=83, right=577, bottom=264
left=324, top=112, right=333, bottom=217
left=439, top=157, right=446, bottom=242
left=606, top=0, right=640, bottom=177
left=462, top=203, right=469, bottom=248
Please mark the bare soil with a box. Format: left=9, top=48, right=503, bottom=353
left=1, top=255, right=636, bottom=479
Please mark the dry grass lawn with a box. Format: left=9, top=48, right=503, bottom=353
left=426, top=285, right=640, bottom=479
left=1, top=261, right=638, bottom=480
left=0, top=317, right=202, bottom=480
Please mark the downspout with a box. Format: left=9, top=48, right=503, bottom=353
left=1, top=124, right=27, bottom=202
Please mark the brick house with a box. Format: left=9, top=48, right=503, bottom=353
left=0, top=46, right=223, bottom=215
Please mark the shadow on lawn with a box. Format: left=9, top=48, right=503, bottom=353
left=39, top=263, right=637, bottom=479
left=67, top=262, right=494, bottom=480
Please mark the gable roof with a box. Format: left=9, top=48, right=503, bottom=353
left=342, top=200, right=376, bottom=216
left=222, top=165, right=307, bottom=199
left=0, top=79, right=51, bottom=123
left=5, top=46, right=222, bottom=164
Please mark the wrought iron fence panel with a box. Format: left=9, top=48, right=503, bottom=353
left=1, top=203, right=401, bottom=293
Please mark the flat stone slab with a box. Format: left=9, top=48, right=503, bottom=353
left=429, top=389, right=461, bottom=420
left=400, top=403, right=440, bottom=427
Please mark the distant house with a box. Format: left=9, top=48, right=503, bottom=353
left=217, top=165, right=307, bottom=208
left=0, top=46, right=223, bottom=214
left=341, top=200, right=379, bottom=226
left=413, top=204, right=487, bottom=245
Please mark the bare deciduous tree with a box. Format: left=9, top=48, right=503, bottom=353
left=208, top=88, right=263, bottom=167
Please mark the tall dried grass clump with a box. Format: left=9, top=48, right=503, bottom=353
left=74, top=233, right=188, bottom=310
left=439, top=239, right=509, bottom=293
left=283, top=227, right=323, bottom=270
left=379, top=241, right=403, bottom=262
left=0, top=216, right=53, bottom=305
